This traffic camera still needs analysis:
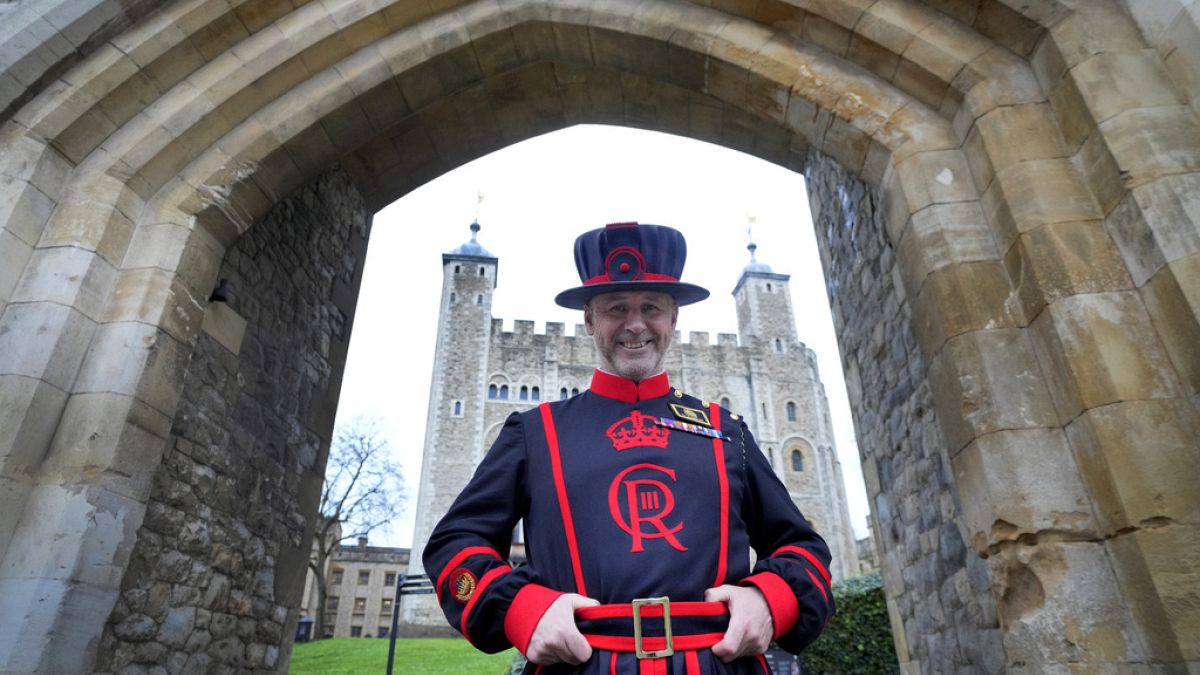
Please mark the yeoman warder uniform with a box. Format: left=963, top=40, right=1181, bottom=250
left=424, top=223, right=834, bottom=674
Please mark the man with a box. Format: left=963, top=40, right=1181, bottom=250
left=424, top=223, right=834, bottom=674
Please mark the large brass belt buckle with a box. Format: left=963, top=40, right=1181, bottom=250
left=631, top=596, right=674, bottom=659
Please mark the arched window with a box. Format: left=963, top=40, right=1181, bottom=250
left=499, top=385, right=509, bottom=400
left=720, top=397, right=731, bottom=409
left=449, top=292, right=456, bottom=303
left=479, top=266, right=485, bottom=275
left=476, top=294, right=483, bottom=304
left=519, top=385, right=529, bottom=400
left=767, top=448, right=774, bottom=467
left=571, top=388, right=579, bottom=396
left=453, top=401, right=462, bottom=415
left=774, top=338, right=783, bottom=352
left=560, top=387, right=568, bottom=400
left=791, top=449, right=803, bottom=472
left=488, top=384, right=497, bottom=399
left=454, top=264, right=460, bottom=274
left=531, top=386, right=540, bottom=401
left=767, top=283, right=773, bottom=292
left=786, top=401, right=796, bottom=421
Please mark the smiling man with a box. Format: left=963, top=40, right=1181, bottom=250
left=424, top=223, right=834, bottom=674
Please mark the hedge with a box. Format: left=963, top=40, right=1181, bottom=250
left=801, top=570, right=898, bottom=674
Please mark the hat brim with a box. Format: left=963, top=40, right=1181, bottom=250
left=554, top=281, right=710, bottom=309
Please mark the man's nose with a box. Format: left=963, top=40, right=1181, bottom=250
left=623, top=308, right=647, bottom=332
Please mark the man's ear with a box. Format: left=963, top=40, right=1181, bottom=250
left=670, top=303, right=679, bottom=328
left=583, top=302, right=595, bottom=336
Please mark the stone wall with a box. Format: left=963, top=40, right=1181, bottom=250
left=805, top=151, right=1005, bottom=674
left=93, top=168, right=371, bottom=674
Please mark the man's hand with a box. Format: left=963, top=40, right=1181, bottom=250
left=705, top=584, right=774, bottom=663
left=525, top=593, right=600, bottom=666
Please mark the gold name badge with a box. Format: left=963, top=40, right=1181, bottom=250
left=668, top=403, right=711, bottom=427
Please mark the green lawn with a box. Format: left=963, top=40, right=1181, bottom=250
left=289, top=637, right=516, bottom=674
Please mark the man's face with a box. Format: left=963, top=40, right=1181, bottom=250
left=585, top=290, right=679, bottom=382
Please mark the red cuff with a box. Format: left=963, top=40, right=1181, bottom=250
left=742, top=571, right=800, bottom=640
left=502, top=583, right=564, bottom=654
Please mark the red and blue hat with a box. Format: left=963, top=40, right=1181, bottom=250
left=554, top=222, right=710, bottom=309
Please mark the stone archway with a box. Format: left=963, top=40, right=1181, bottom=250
left=1, top=1, right=1197, bottom=672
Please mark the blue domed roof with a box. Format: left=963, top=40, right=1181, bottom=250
left=743, top=241, right=773, bottom=274
left=446, top=222, right=495, bottom=259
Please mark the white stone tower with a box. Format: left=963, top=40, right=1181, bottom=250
left=731, top=238, right=858, bottom=582
left=405, top=222, right=497, bottom=628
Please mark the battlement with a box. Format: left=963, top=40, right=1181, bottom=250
left=491, top=318, right=591, bottom=340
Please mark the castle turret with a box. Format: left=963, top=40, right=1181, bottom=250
left=407, top=222, right=497, bottom=627
left=733, top=238, right=797, bottom=348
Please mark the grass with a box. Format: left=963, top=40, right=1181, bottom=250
left=289, top=637, right=516, bottom=674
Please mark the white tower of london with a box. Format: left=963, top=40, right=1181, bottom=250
left=405, top=224, right=859, bottom=629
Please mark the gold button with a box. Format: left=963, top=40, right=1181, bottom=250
left=674, top=390, right=683, bottom=398
left=731, top=413, right=740, bottom=420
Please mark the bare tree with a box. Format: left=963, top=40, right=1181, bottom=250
left=309, top=416, right=405, bottom=639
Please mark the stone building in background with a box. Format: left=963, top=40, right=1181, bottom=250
left=299, top=537, right=410, bottom=639
left=405, top=223, right=861, bottom=628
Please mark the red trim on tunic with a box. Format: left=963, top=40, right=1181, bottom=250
left=540, top=403, right=588, bottom=596
left=756, top=654, right=770, bottom=674
left=503, top=583, right=564, bottom=655
left=771, top=545, right=832, bottom=586
left=460, top=564, right=512, bottom=643
left=435, top=546, right=501, bottom=603
left=609, top=651, right=618, bottom=675
left=589, top=369, right=670, bottom=403
left=807, top=568, right=830, bottom=606
left=710, top=402, right=729, bottom=587
left=741, top=571, right=801, bottom=639
left=685, top=649, right=701, bottom=675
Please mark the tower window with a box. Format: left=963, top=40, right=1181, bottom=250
left=488, top=384, right=497, bottom=399
left=791, top=450, right=803, bottom=472
left=531, top=386, right=540, bottom=401
left=476, top=294, right=483, bottom=305
left=453, top=401, right=462, bottom=416
left=720, top=397, right=731, bottom=409
left=774, top=338, right=783, bottom=352
left=762, top=402, right=767, bottom=417
left=560, top=388, right=569, bottom=400
left=519, top=385, right=529, bottom=400
left=450, top=292, right=456, bottom=304
left=479, top=266, right=485, bottom=275
left=499, top=385, right=509, bottom=400
left=786, top=401, right=796, bottom=422
left=454, top=265, right=460, bottom=274
left=767, top=283, right=773, bottom=292
left=571, top=388, right=579, bottom=396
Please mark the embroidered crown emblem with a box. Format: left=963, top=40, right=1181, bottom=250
left=606, top=410, right=670, bottom=451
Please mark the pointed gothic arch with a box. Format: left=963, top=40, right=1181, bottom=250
left=0, top=2, right=1196, bottom=672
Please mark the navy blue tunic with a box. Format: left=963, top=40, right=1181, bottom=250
left=424, top=370, right=834, bottom=674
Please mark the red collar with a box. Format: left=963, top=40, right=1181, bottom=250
left=589, top=369, right=671, bottom=403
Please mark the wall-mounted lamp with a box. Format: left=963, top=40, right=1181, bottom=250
left=209, top=278, right=231, bottom=303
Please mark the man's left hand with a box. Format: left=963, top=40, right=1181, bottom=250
left=704, top=584, right=774, bottom=663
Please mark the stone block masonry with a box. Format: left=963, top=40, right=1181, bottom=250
left=806, top=151, right=1005, bottom=675
left=92, top=168, right=372, bottom=674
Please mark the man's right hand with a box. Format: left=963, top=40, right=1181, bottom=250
left=524, top=593, right=600, bottom=666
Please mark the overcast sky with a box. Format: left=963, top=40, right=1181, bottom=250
left=333, top=124, right=870, bottom=546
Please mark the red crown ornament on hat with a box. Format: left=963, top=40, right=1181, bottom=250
left=606, top=410, right=671, bottom=451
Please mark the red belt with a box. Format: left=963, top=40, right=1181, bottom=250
left=575, top=597, right=728, bottom=659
